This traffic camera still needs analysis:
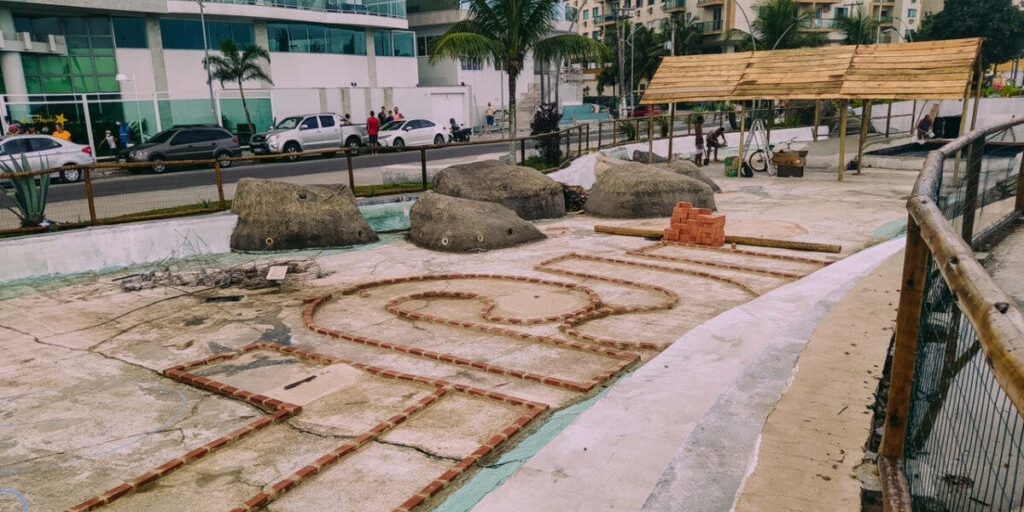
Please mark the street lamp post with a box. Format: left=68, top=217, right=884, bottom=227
left=115, top=73, right=143, bottom=138
left=197, top=0, right=218, bottom=126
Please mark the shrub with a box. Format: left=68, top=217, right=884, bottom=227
left=530, top=102, right=563, bottom=166
left=1, top=154, right=50, bottom=228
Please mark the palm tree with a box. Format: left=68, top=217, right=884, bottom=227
left=661, top=13, right=704, bottom=56
left=730, top=0, right=825, bottom=51
left=834, top=6, right=877, bottom=45
left=429, top=0, right=610, bottom=156
left=202, top=40, right=273, bottom=132
left=598, top=22, right=668, bottom=109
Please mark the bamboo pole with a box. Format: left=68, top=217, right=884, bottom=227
left=738, top=104, right=746, bottom=172
left=668, top=104, right=675, bottom=163
left=838, top=100, right=848, bottom=181
left=812, top=100, right=820, bottom=142
left=857, top=100, right=871, bottom=175
left=592, top=225, right=842, bottom=253
left=885, top=101, right=892, bottom=138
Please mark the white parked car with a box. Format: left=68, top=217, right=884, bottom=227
left=377, top=119, right=447, bottom=148
left=0, top=134, right=94, bottom=183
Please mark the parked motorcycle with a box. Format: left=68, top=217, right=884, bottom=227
left=448, top=119, right=472, bottom=143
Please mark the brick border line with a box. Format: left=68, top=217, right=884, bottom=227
left=68, top=342, right=550, bottom=512
left=305, top=292, right=639, bottom=393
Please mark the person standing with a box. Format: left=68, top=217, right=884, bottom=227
left=117, top=121, right=132, bottom=147
left=377, top=106, right=387, bottom=125
left=694, top=116, right=705, bottom=167
left=393, top=107, right=404, bottom=120
left=367, top=110, right=380, bottom=153
left=916, top=114, right=933, bottom=140
left=385, top=110, right=394, bottom=124
left=484, top=102, right=495, bottom=134
left=53, top=123, right=71, bottom=141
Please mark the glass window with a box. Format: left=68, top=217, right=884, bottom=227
left=66, top=36, right=91, bottom=55
left=592, top=7, right=598, bottom=17
left=319, top=115, right=336, bottom=128
left=25, top=77, right=43, bottom=94
left=72, top=76, right=97, bottom=92
left=907, top=8, right=917, bottom=18
left=70, top=56, right=95, bottom=74
left=97, top=75, right=119, bottom=92
left=88, top=17, right=111, bottom=35
left=231, top=23, right=253, bottom=47
left=374, top=31, right=394, bottom=56
left=289, top=24, right=310, bottom=52
left=93, top=56, right=117, bottom=74
left=308, top=25, right=326, bottom=53
left=583, top=10, right=589, bottom=20
left=42, top=76, right=73, bottom=93
left=30, top=17, right=62, bottom=42
left=161, top=19, right=203, bottom=49
left=461, top=59, right=482, bottom=70
left=269, top=24, right=290, bottom=52
left=114, top=17, right=148, bottom=48
left=65, top=18, right=89, bottom=36
left=393, top=31, right=414, bottom=57
left=300, top=117, right=318, bottom=129
left=39, top=55, right=70, bottom=75
left=91, top=36, right=115, bottom=55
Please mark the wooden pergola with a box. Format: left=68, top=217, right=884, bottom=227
left=639, top=38, right=984, bottom=180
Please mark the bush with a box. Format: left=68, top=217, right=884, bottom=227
left=530, top=102, right=563, bottom=166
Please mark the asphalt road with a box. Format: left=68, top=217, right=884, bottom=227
left=45, top=139, right=516, bottom=204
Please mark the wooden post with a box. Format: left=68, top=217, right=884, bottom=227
left=597, top=121, right=602, bottom=150
left=214, top=160, right=226, bottom=209
left=838, top=100, right=848, bottom=182
left=961, top=138, right=984, bottom=243
left=84, top=168, right=98, bottom=223
left=812, top=100, right=820, bottom=142
left=667, top=104, right=675, bottom=163
left=1017, top=148, right=1024, bottom=213
left=952, top=81, right=972, bottom=187
left=879, top=215, right=928, bottom=459
left=648, top=111, right=654, bottom=163
left=586, top=123, right=591, bottom=152
left=346, top=150, right=355, bottom=191
left=856, top=100, right=872, bottom=175
left=420, top=148, right=428, bottom=190
left=520, top=138, right=526, bottom=164
left=738, top=104, right=746, bottom=171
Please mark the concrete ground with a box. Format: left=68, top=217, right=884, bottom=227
left=0, top=132, right=1018, bottom=512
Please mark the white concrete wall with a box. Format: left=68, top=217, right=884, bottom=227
left=163, top=50, right=273, bottom=98
left=269, top=53, right=372, bottom=88
left=113, top=49, right=158, bottom=98
left=374, top=56, right=419, bottom=87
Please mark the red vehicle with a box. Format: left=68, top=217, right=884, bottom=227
left=627, top=104, right=663, bottom=117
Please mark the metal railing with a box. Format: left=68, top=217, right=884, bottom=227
left=881, top=119, right=1024, bottom=511
left=200, top=0, right=408, bottom=18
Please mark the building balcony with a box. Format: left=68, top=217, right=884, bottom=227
left=695, top=19, right=723, bottom=34
left=662, top=0, right=686, bottom=13
left=200, top=0, right=407, bottom=18
left=798, top=17, right=838, bottom=31
left=696, top=0, right=723, bottom=6
left=594, top=13, right=618, bottom=26
left=876, top=14, right=893, bottom=26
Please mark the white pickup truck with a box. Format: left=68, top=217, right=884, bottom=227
left=249, top=113, right=369, bottom=160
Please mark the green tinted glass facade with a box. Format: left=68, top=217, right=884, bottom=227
left=268, top=22, right=366, bottom=55
left=15, top=15, right=120, bottom=95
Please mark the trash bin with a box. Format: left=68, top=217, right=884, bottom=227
left=236, top=123, right=255, bottom=147
left=724, top=156, right=740, bottom=177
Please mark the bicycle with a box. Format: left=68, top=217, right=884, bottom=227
left=747, top=136, right=799, bottom=175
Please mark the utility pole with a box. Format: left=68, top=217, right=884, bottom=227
left=616, top=3, right=629, bottom=117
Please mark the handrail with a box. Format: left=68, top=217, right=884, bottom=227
left=880, top=117, right=1024, bottom=511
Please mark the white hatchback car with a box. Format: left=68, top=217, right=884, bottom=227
left=0, top=134, right=94, bottom=183
left=377, top=119, right=447, bottom=148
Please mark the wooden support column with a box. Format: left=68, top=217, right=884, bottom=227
left=857, top=100, right=872, bottom=175
left=738, top=104, right=746, bottom=171
left=838, top=100, right=848, bottom=182
left=812, top=99, right=820, bottom=142
left=667, top=104, right=675, bottom=162
left=885, top=101, right=892, bottom=138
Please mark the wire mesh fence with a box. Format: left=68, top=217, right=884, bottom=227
left=883, top=119, right=1024, bottom=511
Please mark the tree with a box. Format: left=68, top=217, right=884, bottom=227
left=661, top=13, right=704, bottom=56
left=730, top=0, right=825, bottom=51
left=834, top=6, right=877, bottom=46
left=917, top=0, right=1024, bottom=71
left=429, top=0, right=610, bottom=159
left=202, top=40, right=273, bottom=132
left=598, top=22, right=668, bottom=110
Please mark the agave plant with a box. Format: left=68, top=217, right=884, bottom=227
left=1, top=153, right=50, bottom=228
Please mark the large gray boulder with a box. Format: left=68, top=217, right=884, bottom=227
left=661, top=160, right=723, bottom=192
left=230, top=178, right=377, bottom=252
left=409, top=191, right=545, bottom=252
left=631, top=150, right=668, bottom=163
left=584, top=161, right=716, bottom=218
left=432, top=160, right=565, bottom=220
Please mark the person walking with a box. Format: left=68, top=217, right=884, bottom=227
left=367, top=110, right=380, bottom=153
left=99, top=129, right=118, bottom=157
left=53, top=123, right=71, bottom=141
left=694, top=116, right=705, bottom=167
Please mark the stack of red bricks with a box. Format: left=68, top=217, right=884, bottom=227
left=663, top=202, right=726, bottom=247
